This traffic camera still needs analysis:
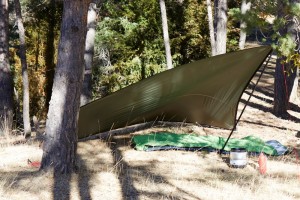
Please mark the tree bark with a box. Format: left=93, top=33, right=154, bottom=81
left=286, top=0, right=299, bottom=102
left=45, top=0, right=56, bottom=112
left=80, top=3, right=97, bottom=106
left=274, top=57, right=289, bottom=115
left=159, top=0, right=173, bottom=69
left=274, top=58, right=298, bottom=115
left=41, top=0, right=90, bottom=173
left=0, top=0, right=14, bottom=134
left=14, top=0, right=31, bottom=137
left=206, top=0, right=216, bottom=56
left=239, top=0, right=251, bottom=50
left=214, top=0, right=227, bottom=55
left=274, top=0, right=299, bottom=116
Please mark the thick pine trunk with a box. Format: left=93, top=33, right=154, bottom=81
left=214, top=0, right=227, bottom=55
left=0, top=0, right=14, bottom=134
left=206, top=0, right=216, bottom=56
left=239, top=0, right=251, bottom=50
left=286, top=0, right=299, bottom=102
left=274, top=0, right=299, bottom=116
left=80, top=3, right=97, bottom=106
left=159, top=0, right=173, bottom=69
left=41, top=0, right=90, bottom=173
left=274, top=58, right=289, bottom=115
left=274, top=58, right=298, bottom=115
left=14, top=0, right=31, bottom=137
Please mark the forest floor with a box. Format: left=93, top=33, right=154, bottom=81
left=1, top=50, right=300, bottom=200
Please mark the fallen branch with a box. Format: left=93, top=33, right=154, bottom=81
left=78, top=121, right=195, bottom=142
left=78, top=122, right=156, bottom=141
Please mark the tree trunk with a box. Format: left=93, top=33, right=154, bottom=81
left=45, top=0, right=56, bottom=112
left=286, top=0, right=299, bottom=102
left=274, top=58, right=289, bottom=115
left=14, top=0, right=31, bottom=137
left=239, top=0, right=251, bottom=50
left=0, top=0, right=14, bottom=134
left=274, top=58, right=298, bottom=115
left=274, top=0, right=299, bottom=116
left=206, top=0, right=216, bottom=56
left=214, top=0, right=227, bottom=55
left=159, top=0, right=173, bottom=69
left=41, top=0, right=90, bottom=173
left=80, top=3, right=97, bottom=106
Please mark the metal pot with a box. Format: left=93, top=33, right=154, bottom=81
left=230, top=148, right=247, bottom=168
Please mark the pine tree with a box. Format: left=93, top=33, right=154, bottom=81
left=41, top=0, right=91, bottom=173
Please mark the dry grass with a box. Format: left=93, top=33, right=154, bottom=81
left=0, top=116, right=11, bottom=139
left=1, top=58, right=300, bottom=199
left=0, top=135, right=299, bottom=200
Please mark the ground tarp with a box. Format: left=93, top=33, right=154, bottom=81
left=78, top=46, right=272, bottom=139
left=132, top=133, right=285, bottom=156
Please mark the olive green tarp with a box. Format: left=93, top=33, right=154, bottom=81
left=132, top=133, right=278, bottom=155
left=78, top=46, right=272, bottom=139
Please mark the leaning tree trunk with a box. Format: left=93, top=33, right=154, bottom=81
left=214, top=0, right=227, bottom=55
left=206, top=0, right=216, bottom=56
left=274, top=0, right=299, bottom=116
left=0, top=0, right=14, bottom=134
left=159, top=0, right=173, bottom=69
left=14, top=0, right=31, bottom=137
left=41, top=0, right=90, bottom=173
left=80, top=3, right=97, bottom=106
left=239, top=0, right=251, bottom=50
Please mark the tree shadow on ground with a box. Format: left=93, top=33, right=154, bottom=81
left=240, top=120, right=299, bottom=132
left=109, top=135, right=204, bottom=200
left=76, top=156, right=92, bottom=200
left=273, top=111, right=300, bottom=123
left=109, top=135, right=139, bottom=200
left=53, top=171, right=71, bottom=200
left=288, top=102, right=300, bottom=113
left=246, top=83, right=274, bottom=99
left=243, top=90, right=273, bottom=105
left=0, top=153, right=93, bottom=200
left=0, top=170, right=47, bottom=197
left=244, top=88, right=300, bottom=114
left=240, top=98, right=272, bottom=114
left=52, top=153, right=93, bottom=200
left=239, top=98, right=300, bottom=123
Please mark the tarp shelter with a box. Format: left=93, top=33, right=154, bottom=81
left=78, top=46, right=272, bottom=139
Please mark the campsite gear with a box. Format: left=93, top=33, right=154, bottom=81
left=27, top=159, right=41, bottom=168
left=78, top=46, right=272, bottom=139
left=132, top=133, right=280, bottom=155
left=265, top=140, right=289, bottom=155
left=230, top=148, right=247, bottom=168
left=258, top=153, right=267, bottom=175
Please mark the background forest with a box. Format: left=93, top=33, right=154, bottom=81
left=6, top=0, right=297, bottom=122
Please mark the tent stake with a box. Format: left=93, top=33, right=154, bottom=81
left=220, top=53, right=272, bottom=153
